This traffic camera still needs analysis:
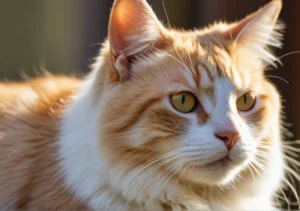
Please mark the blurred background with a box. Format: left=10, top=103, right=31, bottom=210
left=0, top=0, right=299, bottom=208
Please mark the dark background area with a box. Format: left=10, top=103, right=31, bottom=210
left=0, top=0, right=299, bottom=208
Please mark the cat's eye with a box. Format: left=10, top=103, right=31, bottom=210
left=236, top=92, right=256, bottom=111
left=171, top=92, right=196, bottom=113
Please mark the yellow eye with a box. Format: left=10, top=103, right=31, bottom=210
left=236, top=92, right=256, bottom=111
left=171, top=92, right=196, bottom=113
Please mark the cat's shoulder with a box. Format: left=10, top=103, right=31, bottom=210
left=0, top=75, right=89, bottom=210
left=0, top=74, right=82, bottom=124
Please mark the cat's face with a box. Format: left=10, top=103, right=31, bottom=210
left=99, top=0, right=282, bottom=186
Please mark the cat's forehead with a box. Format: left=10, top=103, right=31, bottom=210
left=167, top=34, right=246, bottom=90
left=170, top=31, right=232, bottom=68
left=133, top=30, right=260, bottom=93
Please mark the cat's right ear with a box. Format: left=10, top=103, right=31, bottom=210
left=108, top=0, right=166, bottom=80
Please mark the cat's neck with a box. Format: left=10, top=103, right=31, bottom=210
left=57, top=68, right=107, bottom=208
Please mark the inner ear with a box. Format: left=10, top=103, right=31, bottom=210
left=111, top=53, right=132, bottom=81
left=225, top=0, right=282, bottom=44
left=224, top=0, right=283, bottom=66
left=108, top=0, right=166, bottom=81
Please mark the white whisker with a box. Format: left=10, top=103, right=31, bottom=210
left=248, top=164, right=255, bottom=180
left=161, top=0, right=171, bottom=28
left=282, top=177, right=300, bottom=210
left=123, top=151, right=179, bottom=196
left=249, top=163, right=260, bottom=176
left=279, top=186, right=291, bottom=210
left=154, top=47, right=190, bottom=71
left=276, top=51, right=300, bottom=61
left=282, top=145, right=300, bottom=153
left=145, top=159, right=185, bottom=208
left=283, top=140, right=300, bottom=145
left=284, top=165, right=300, bottom=183
left=265, top=75, right=289, bottom=84
left=187, top=50, right=196, bottom=74
left=283, top=155, right=300, bottom=168
left=273, top=193, right=283, bottom=208
left=176, top=162, right=190, bottom=184
left=283, top=148, right=300, bottom=158
left=253, top=160, right=268, bottom=173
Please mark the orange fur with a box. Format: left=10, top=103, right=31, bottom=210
left=0, top=76, right=88, bottom=210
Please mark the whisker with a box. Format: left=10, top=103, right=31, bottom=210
left=282, top=145, right=300, bottom=153
left=257, top=141, right=272, bottom=146
left=253, top=160, right=268, bottom=173
left=123, top=151, right=179, bottom=196
left=255, top=150, right=271, bottom=156
left=99, top=148, right=147, bottom=183
left=283, top=148, right=300, bottom=159
left=247, top=164, right=255, bottom=180
left=176, top=162, right=190, bottom=184
left=254, top=150, right=269, bottom=159
left=186, top=50, right=196, bottom=74
left=172, top=42, right=188, bottom=70
left=279, top=186, right=291, bottom=211
left=283, top=156, right=300, bottom=183
left=284, top=165, right=300, bottom=183
left=249, top=163, right=260, bottom=176
left=256, top=144, right=272, bottom=149
left=276, top=51, right=300, bottom=61
left=274, top=193, right=285, bottom=208
left=282, top=177, right=300, bottom=210
left=162, top=0, right=171, bottom=28
left=251, top=157, right=269, bottom=176
left=254, top=156, right=269, bottom=167
left=145, top=159, right=185, bottom=208
left=283, top=140, right=300, bottom=145
left=154, top=47, right=190, bottom=71
left=265, top=75, right=289, bottom=84
left=283, top=155, right=300, bottom=169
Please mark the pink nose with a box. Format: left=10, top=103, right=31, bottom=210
left=215, top=131, right=240, bottom=150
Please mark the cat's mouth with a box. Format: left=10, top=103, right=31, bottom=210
left=204, top=156, right=236, bottom=170
left=179, top=155, right=240, bottom=185
left=191, top=155, right=234, bottom=169
left=208, top=155, right=232, bottom=165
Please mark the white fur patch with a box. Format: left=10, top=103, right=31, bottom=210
left=198, top=64, right=212, bottom=88
left=57, top=70, right=108, bottom=209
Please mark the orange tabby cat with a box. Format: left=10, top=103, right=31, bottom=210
left=0, top=0, right=286, bottom=210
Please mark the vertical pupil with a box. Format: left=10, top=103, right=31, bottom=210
left=181, top=95, right=185, bottom=104
left=243, top=94, right=247, bottom=104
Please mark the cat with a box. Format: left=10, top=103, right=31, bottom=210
left=0, top=0, right=287, bottom=210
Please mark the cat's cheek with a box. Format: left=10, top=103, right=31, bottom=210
left=229, top=139, right=256, bottom=166
left=237, top=94, right=274, bottom=141
left=225, top=117, right=257, bottom=165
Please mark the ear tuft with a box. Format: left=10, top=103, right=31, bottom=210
left=226, top=0, right=284, bottom=66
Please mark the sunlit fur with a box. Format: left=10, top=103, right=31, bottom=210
left=0, top=0, right=289, bottom=210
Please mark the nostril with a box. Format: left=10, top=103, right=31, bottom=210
left=215, top=131, right=240, bottom=150
left=215, top=134, right=229, bottom=143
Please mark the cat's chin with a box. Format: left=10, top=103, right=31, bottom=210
left=179, top=158, right=242, bottom=185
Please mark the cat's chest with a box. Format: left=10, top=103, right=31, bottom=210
left=86, top=181, right=209, bottom=211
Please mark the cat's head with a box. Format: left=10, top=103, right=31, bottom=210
left=97, top=0, right=283, bottom=185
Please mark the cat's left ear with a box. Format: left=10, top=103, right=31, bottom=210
left=225, top=0, right=283, bottom=65
left=108, top=0, right=166, bottom=80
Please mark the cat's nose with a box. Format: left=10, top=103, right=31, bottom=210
left=215, top=131, right=240, bottom=150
